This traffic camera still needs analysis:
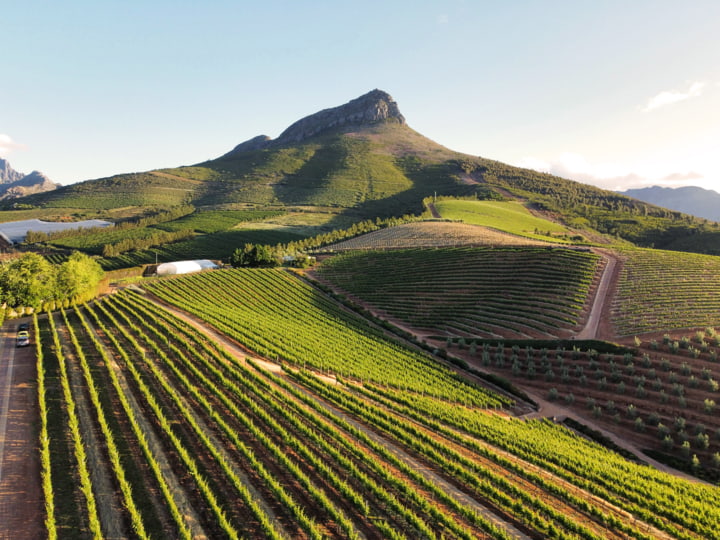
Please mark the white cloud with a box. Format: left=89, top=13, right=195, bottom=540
left=0, top=134, right=26, bottom=157
left=641, top=81, right=705, bottom=112
left=515, top=152, right=709, bottom=192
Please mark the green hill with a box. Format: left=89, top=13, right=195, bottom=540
left=6, top=89, right=720, bottom=256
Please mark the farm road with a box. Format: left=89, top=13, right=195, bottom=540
left=576, top=250, right=617, bottom=340
left=0, top=320, right=41, bottom=540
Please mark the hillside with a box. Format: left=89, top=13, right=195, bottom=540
left=4, top=88, right=720, bottom=536
left=7, top=89, right=720, bottom=256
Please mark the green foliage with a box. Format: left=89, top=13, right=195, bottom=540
left=144, top=269, right=506, bottom=406
left=56, top=252, right=105, bottom=300
left=0, top=251, right=104, bottom=308
left=0, top=253, right=57, bottom=308
left=230, top=244, right=277, bottom=268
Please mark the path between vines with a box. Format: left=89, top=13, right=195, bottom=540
left=142, top=287, right=687, bottom=538
left=142, top=292, right=532, bottom=539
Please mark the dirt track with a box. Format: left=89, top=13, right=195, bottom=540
left=0, top=319, right=41, bottom=540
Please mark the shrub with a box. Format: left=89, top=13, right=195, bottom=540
left=662, top=435, right=674, bottom=450
left=704, top=398, right=716, bottom=413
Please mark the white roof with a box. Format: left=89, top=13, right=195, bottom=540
left=156, top=259, right=218, bottom=275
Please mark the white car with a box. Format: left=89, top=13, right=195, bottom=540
left=16, top=330, right=30, bottom=347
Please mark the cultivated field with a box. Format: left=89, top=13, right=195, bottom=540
left=324, top=221, right=553, bottom=251
left=315, top=247, right=601, bottom=339
left=27, top=270, right=720, bottom=539
left=611, top=247, right=720, bottom=336
left=432, top=200, right=574, bottom=243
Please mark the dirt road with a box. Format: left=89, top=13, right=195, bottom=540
left=576, top=251, right=617, bottom=340
left=0, top=320, right=41, bottom=540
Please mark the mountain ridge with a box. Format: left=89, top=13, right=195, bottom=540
left=623, top=185, right=720, bottom=222
left=221, top=89, right=406, bottom=158
left=0, top=158, right=58, bottom=200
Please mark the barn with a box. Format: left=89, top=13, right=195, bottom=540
left=155, top=259, right=218, bottom=276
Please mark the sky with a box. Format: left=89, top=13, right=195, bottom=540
left=2, top=1, right=719, bottom=193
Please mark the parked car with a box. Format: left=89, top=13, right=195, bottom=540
left=18, top=322, right=30, bottom=332
left=16, top=330, right=30, bottom=347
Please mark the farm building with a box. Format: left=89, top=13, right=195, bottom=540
left=155, top=259, right=218, bottom=276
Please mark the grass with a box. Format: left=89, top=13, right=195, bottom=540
left=433, top=199, right=572, bottom=242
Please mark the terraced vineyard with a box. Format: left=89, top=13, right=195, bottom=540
left=611, top=248, right=720, bottom=336
left=325, top=221, right=553, bottom=251
left=33, top=271, right=720, bottom=538
left=143, top=268, right=504, bottom=405
left=315, top=247, right=602, bottom=339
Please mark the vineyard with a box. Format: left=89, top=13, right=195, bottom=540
left=29, top=268, right=720, bottom=539
left=324, top=221, right=553, bottom=251
left=443, top=336, right=720, bottom=479
left=315, top=247, right=601, bottom=339
left=611, top=248, right=720, bottom=336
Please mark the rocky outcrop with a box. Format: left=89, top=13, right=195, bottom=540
left=275, top=89, right=405, bottom=145
left=0, top=165, right=58, bottom=200
left=0, top=158, right=24, bottom=184
left=221, top=89, right=405, bottom=158
left=220, top=135, right=272, bottom=158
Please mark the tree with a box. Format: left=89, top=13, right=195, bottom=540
left=0, top=253, right=56, bottom=308
left=230, top=244, right=277, bottom=268
left=56, top=252, right=104, bottom=300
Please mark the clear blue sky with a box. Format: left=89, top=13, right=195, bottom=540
left=2, top=1, right=719, bottom=192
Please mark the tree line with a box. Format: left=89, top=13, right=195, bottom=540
left=230, top=214, right=420, bottom=267
left=101, top=229, right=195, bottom=258
left=0, top=252, right=104, bottom=310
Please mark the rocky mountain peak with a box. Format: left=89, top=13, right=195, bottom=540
left=0, top=158, right=24, bottom=184
left=275, top=89, right=405, bottom=145
left=221, top=89, right=406, bottom=158
left=0, top=159, right=58, bottom=200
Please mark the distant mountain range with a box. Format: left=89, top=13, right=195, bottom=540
left=622, top=186, right=720, bottom=222
left=0, top=158, right=58, bottom=200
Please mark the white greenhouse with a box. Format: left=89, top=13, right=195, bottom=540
left=155, top=259, right=218, bottom=276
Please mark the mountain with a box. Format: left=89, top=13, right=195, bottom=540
left=623, top=185, right=720, bottom=222
left=0, top=158, right=25, bottom=184
left=0, top=159, right=58, bottom=200
left=221, top=89, right=406, bottom=157
left=11, top=89, right=720, bottom=254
